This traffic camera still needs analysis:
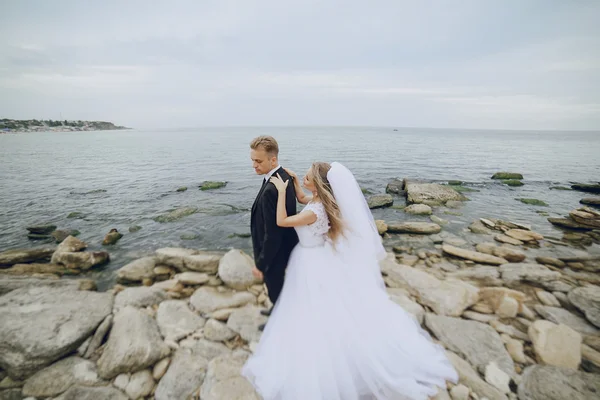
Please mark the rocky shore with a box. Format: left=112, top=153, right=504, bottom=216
left=1, top=173, right=600, bottom=399
left=0, top=119, right=129, bottom=133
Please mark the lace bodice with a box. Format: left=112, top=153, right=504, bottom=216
left=295, top=201, right=330, bottom=247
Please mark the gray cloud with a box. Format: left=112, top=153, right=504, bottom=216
left=1, top=0, right=599, bottom=129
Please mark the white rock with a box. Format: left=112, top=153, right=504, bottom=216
left=200, top=352, right=260, bottom=400
left=204, top=319, right=237, bottom=342
left=218, top=249, right=258, bottom=290
left=536, top=291, right=561, bottom=307
left=505, top=339, right=527, bottom=364
left=155, top=248, right=222, bottom=273
left=189, top=286, right=256, bottom=314
left=125, top=369, right=154, bottom=400
left=156, top=300, right=205, bottom=341
left=496, top=296, right=519, bottom=318
left=174, top=272, right=210, bottom=285
left=485, top=362, right=511, bottom=394
left=0, top=286, right=113, bottom=380
left=113, top=373, right=130, bottom=390
left=529, top=320, right=582, bottom=369
left=381, top=258, right=479, bottom=317
left=227, top=306, right=268, bottom=343
left=113, top=286, right=167, bottom=312
left=97, top=306, right=171, bottom=379
left=22, top=356, right=104, bottom=398
left=450, top=384, right=470, bottom=400
left=152, top=358, right=170, bottom=381
left=116, top=257, right=156, bottom=282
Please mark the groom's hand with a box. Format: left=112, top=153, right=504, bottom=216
left=252, top=266, right=264, bottom=281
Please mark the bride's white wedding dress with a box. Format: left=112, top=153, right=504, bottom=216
left=242, top=163, right=457, bottom=399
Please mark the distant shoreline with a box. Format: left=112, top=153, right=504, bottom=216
left=0, top=118, right=131, bottom=133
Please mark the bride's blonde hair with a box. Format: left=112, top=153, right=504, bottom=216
left=309, top=162, right=344, bottom=241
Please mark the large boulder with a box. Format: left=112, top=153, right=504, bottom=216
left=425, top=314, right=515, bottom=377
left=218, top=249, right=258, bottom=290
left=204, top=319, right=237, bottom=342
left=51, top=251, right=109, bottom=270
left=568, top=286, right=600, bottom=328
left=0, top=247, right=55, bottom=267
left=189, top=287, right=256, bottom=314
left=97, top=306, right=171, bottom=379
left=200, top=352, right=260, bottom=400
left=0, top=276, right=88, bottom=296
left=442, top=244, right=507, bottom=265
left=155, top=248, right=222, bottom=273
left=367, top=194, right=394, bottom=209
left=53, top=385, right=128, bottom=400
left=113, top=286, right=167, bottom=312
left=518, top=365, right=600, bottom=400
left=52, top=236, right=87, bottom=255
left=154, top=345, right=208, bottom=400
left=533, top=305, right=599, bottom=336
left=227, top=306, right=268, bottom=343
left=22, top=356, right=104, bottom=398
left=387, top=222, right=442, bottom=234
left=529, top=321, right=581, bottom=369
left=382, top=261, right=478, bottom=317
left=571, top=183, right=600, bottom=194
left=499, top=264, right=561, bottom=286
left=116, top=257, right=156, bottom=283
left=404, top=180, right=467, bottom=206
left=156, top=300, right=205, bottom=341
left=0, top=287, right=112, bottom=380
left=404, top=204, right=432, bottom=215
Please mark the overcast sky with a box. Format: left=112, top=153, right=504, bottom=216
left=1, top=0, right=599, bottom=130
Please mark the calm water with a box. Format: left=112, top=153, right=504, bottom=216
left=1, top=127, right=599, bottom=287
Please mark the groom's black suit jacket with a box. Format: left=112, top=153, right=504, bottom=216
left=251, top=167, right=299, bottom=278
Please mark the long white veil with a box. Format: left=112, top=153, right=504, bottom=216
left=327, top=162, right=387, bottom=288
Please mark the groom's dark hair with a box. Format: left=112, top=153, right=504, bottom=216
left=250, top=135, right=279, bottom=157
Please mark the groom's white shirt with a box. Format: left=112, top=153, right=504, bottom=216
left=264, top=165, right=281, bottom=183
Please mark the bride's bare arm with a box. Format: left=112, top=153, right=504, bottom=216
left=284, top=167, right=312, bottom=205
left=271, top=174, right=317, bottom=227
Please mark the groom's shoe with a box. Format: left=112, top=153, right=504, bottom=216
left=260, top=308, right=272, bottom=317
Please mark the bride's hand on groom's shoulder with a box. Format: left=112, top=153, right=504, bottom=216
left=283, top=167, right=297, bottom=180
left=270, top=173, right=289, bottom=192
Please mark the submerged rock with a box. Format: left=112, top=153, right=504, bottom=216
left=200, top=181, right=227, bottom=191
left=517, top=198, right=548, bottom=206
left=367, top=194, right=394, bottom=209
left=102, top=229, right=123, bottom=245
left=492, top=172, right=523, bottom=180
left=153, top=207, right=199, bottom=223
left=404, top=180, right=467, bottom=206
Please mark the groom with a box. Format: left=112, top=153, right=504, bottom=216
left=250, top=136, right=299, bottom=327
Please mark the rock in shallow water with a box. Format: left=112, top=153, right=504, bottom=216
left=404, top=180, right=467, bottom=205
left=367, top=194, right=394, bottom=209
left=387, top=221, right=441, bottom=234
left=0, top=247, right=55, bottom=267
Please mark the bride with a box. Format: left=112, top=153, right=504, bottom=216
left=242, top=162, right=458, bottom=400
